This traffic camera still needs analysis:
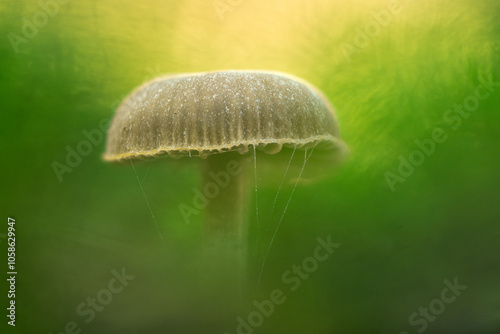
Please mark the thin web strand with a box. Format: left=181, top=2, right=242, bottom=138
left=140, top=166, right=151, bottom=185
left=267, top=146, right=297, bottom=230
left=253, top=145, right=263, bottom=257
left=256, top=145, right=316, bottom=286
left=130, top=158, right=163, bottom=239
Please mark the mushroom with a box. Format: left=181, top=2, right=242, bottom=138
left=104, top=70, right=347, bottom=297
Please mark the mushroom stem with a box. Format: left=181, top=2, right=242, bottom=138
left=200, top=152, right=250, bottom=299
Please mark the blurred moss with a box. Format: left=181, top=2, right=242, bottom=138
left=1, top=0, right=499, bottom=333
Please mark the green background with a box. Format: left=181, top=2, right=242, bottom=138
left=1, top=0, right=499, bottom=333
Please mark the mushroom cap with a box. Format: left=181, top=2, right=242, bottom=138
left=105, top=70, right=346, bottom=159
left=104, top=70, right=347, bottom=181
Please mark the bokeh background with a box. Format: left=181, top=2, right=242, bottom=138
left=1, top=0, right=499, bottom=333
